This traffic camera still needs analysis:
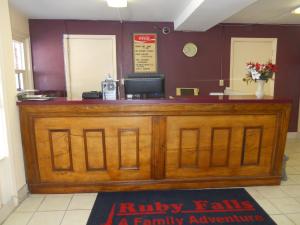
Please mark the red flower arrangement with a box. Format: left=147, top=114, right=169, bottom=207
left=243, top=61, right=278, bottom=83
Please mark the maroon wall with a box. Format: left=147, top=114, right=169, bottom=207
left=29, top=20, right=300, bottom=131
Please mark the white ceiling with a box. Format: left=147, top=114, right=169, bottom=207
left=175, top=0, right=258, bottom=31
left=9, top=0, right=300, bottom=31
left=225, top=0, right=300, bottom=24
left=8, top=0, right=191, bottom=22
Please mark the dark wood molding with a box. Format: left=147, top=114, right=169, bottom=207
left=48, top=129, right=73, bottom=171
left=178, top=128, right=200, bottom=168
left=210, top=127, right=232, bottom=167
left=29, top=175, right=281, bottom=193
left=83, top=129, right=107, bottom=171
left=151, top=116, right=166, bottom=179
left=118, top=128, right=140, bottom=170
left=241, top=126, right=263, bottom=166
left=272, top=108, right=291, bottom=175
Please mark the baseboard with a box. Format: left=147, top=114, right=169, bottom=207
left=18, top=184, right=29, bottom=202
left=0, top=184, right=29, bottom=224
left=0, top=198, right=16, bottom=224
left=287, top=132, right=300, bottom=139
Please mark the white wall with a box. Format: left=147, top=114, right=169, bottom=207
left=9, top=4, right=29, bottom=38
left=0, top=0, right=27, bottom=221
left=9, top=3, right=33, bottom=90
left=7, top=3, right=30, bottom=191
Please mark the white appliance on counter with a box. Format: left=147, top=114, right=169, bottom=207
left=101, top=75, right=118, bottom=100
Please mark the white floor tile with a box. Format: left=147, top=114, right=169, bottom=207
left=288, top=160, right=300, bottom=167
left=38, top=195, right=72, bottom=211
left=68, top=195, right=96, bottom=210
left=295, top=197, right=300, bottom=204
left=268, top=198, right=300, bottom=214
left=270, top=214, right=295, bottom=225
left=29, top=194, right=47, bottom=198
left=286, top=213, right=300, bottom=225
left=281, top=178, right=297, bottom=186
left=60, top=210, right=91, bottom=225
left=27, top=211, right=65, bottom=225
left=45, top=194, right=74, bottom=198
left=289, top=153, right=300, bottom=159
left=16, top=197, right=44, bottom=212
left=255, top=199, right=281, bottom=215
left=245, top=189, right=265, bottom=200
left=74, top=193, right=97, bottom=197
left=287, top=167, right=300, bottom=175
left=289, top=175, right=300, bottom=184
left=256, top=186, right=289, bottom=199
left=293, top=166, right=300, bottom=173
left=2, top=212, right=33, bottom=225
left=281, top=185, right=300, bottom=197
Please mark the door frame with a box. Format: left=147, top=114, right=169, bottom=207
left=229, top=37, right=277, bottom=96
left=63, top=34, right=117, bottom=98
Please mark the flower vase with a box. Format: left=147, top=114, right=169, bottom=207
left=255, top=80, right=265, bottom=99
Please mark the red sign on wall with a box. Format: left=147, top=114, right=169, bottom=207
left=134, top=34, right=157, bottom=44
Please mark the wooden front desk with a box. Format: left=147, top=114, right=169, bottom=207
left=18, top=96, right=291, bottom=193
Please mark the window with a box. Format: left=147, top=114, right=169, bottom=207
left=12, top=40, right=26, bottom=91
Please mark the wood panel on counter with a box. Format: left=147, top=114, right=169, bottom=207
left=18, top=98, right=291, bottom=193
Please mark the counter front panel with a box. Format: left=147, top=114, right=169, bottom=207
left=166, top=115, right=276, bottom=178
left=18, top=97, right=291, bottom=193
left=34, top=116, right=152, bottom=183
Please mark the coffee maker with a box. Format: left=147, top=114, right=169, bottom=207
left=101, top=75, right=118, bottom=100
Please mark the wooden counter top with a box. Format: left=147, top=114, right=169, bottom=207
left=17, top=95, right=291, bottom=106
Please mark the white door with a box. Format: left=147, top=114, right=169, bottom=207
left=229, top=38, right=277, bottom=96
left=64, top=35, right=117, bottom=99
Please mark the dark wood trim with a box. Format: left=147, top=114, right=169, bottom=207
left=272, top=106, right=291, bottom=175
left=178, top=128, right=200, bottom=168
left=19, top=110, right=41, bottom=183
left=30, top=115, right=41, bottom=182
left=210, top=127, right=232, bottom=167
left=17, top=97, right=292, bottom=106
left=83, top=129, right=107, bottom=171
left=48, top=129, right=73, bottom=171
left=118, top=128, right=140, bottom=170
left=241, top=126, right=263, bottom=166
left=151, top=116, right=166, bottom=179
left=29, top=176, right=281, bottom=193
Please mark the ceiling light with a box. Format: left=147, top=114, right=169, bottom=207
left=106, top=0, right=127, bottom=8
left=292, top=6, right=300, bottom=14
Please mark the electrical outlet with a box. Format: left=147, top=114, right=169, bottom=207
left=121, top=78, right=124, bottom=85
left=219, top=79, right=224, bottom=86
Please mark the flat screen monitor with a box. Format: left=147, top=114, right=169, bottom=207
left=124, top=74, right=165, bottom=99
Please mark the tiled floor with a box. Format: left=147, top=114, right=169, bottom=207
left=2, top=137, right=300, bottom=225
left=2, top=193, right=96, bottom=225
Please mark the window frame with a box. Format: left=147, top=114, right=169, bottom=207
left=12, top=36, right=33, bottom=91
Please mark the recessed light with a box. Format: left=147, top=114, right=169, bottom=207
left=106, top=0, right=127, bottom=8
left=292, top=6, right=300, bottom=14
